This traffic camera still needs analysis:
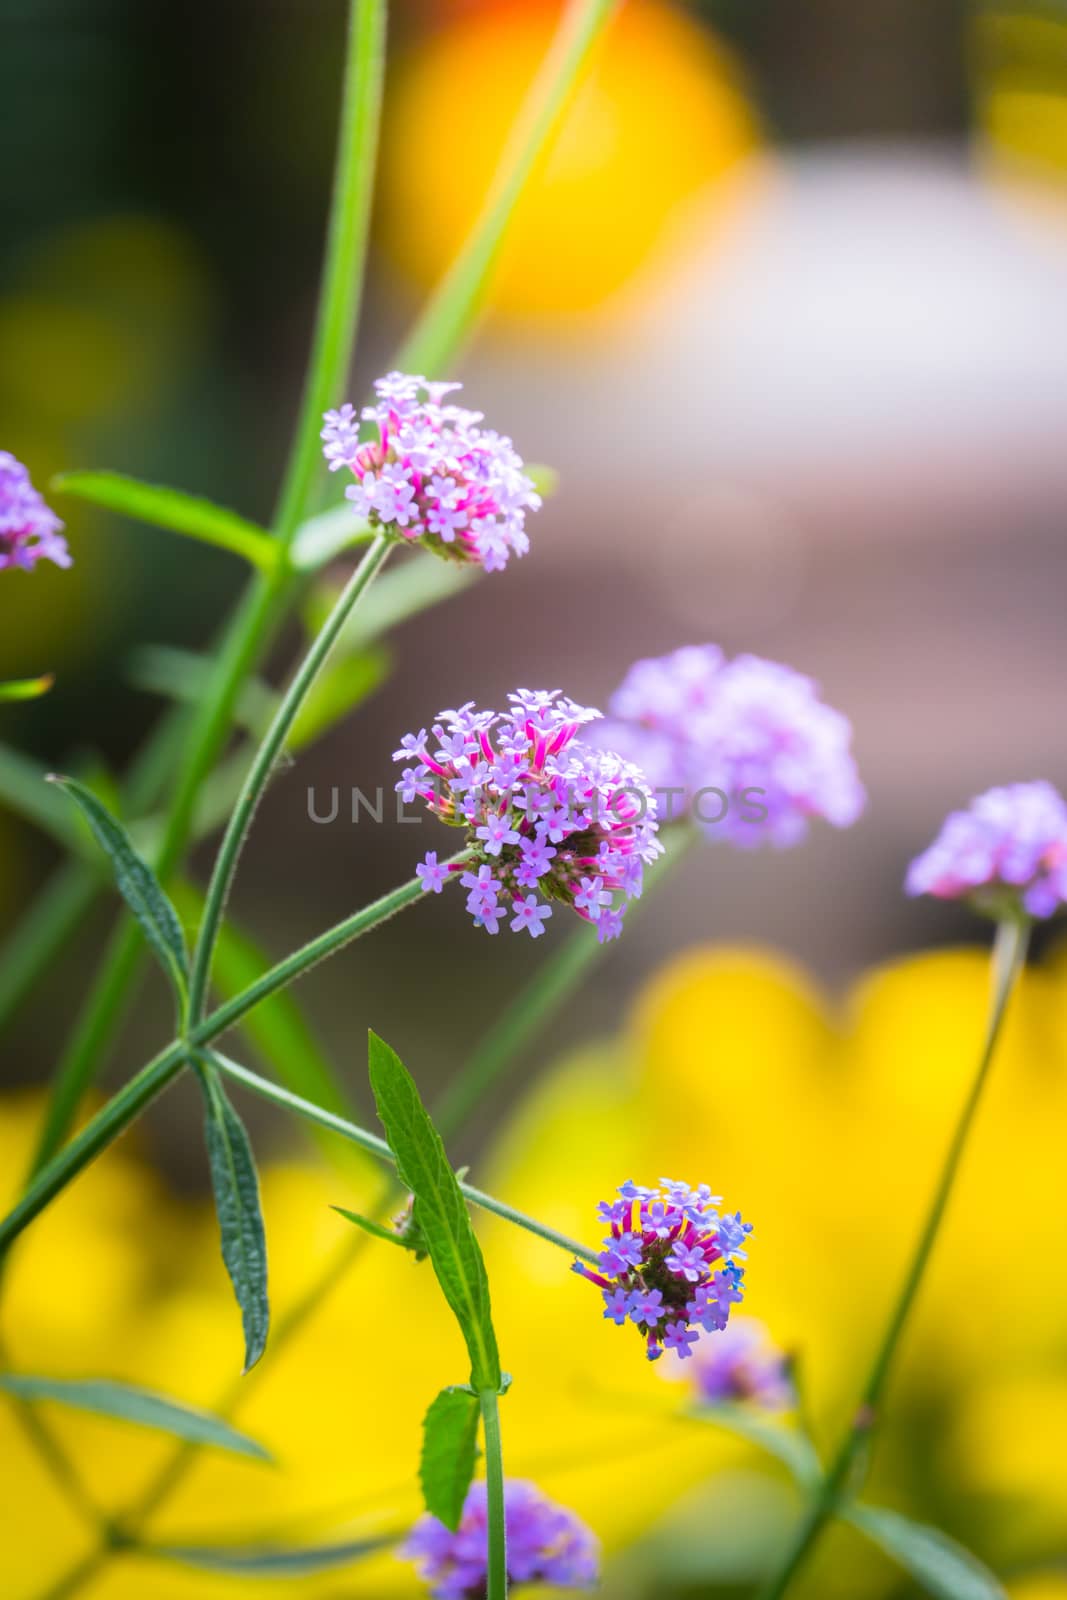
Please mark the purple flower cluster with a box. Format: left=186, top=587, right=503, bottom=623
left=403, top=1479, right=599, bottom=1598
left=0, top=452, right=70, bottom=573
left=600, top=645, right=865, bottom=846
left=396, top=691, right=662, bottom=943
left=573, top=1179, right=752, bottom=1362
left=906, top=780, right=1067, bottom=919
left=321, top=372, right=540, bottom=572
left=670, top=1316, right=793, bottom=1410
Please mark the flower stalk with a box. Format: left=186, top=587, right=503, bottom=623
left=755, top=915, right=1030, bottom=1600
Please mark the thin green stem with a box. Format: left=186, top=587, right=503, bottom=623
left=479, top=1387, right=508, bottom=1600
left=209, top=1050, right=599, bottom=1266
left=269, top=0, right=387, bottom=540
left=186, top=534, right=391, bottom=1022
left=395, top=0, right=620, bottom=376
left=0, top=861, right=467, bottom=1256
left=25, top=0, right=388, bottom=1176
left=755, top=917, right=1030, bottom=1600
left=0, top=1339, right=104, bottom=1534
left=435, top=828, right=697, bottom=1134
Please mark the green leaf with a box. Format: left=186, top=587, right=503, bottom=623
left=0, top=674, right=54, bottom=702
left=127, top=646, right=278, bottom=740
left=290, top=504, right=375, bottom=571
left=420, top=1386, right=481, bottom=1531
left=201, top=1072, right=270, bottom=1372
left=174, top=884, right=352, bottom=1135
left=525, top=462, right=559, bottom=499
left=0, top=1376, right=270, bottom=1461
left=687, top=1403, right=821, bottom=1490
left=368, top=1031, right=501, bottom=1391
left=302, top=556, right=475, bottom=655
left=289, top=645, right=389, bottom=751
left=843, top=1503, right=1008, bottom=1600
left=0, top=745, right=81, bottom=845
left=47, top=775, right=189, bottom=1003
left=54, top=471, right=277, bottom=569
left=332, top=1205, right=413, bottom=1251
left=156, top=1533, right=395, bottom=1575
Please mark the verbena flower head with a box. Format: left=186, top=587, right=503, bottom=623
left=668, top=1316, right=793, bottom=1410
left=403, top=1478, right=599, bottom=1598
left=0, top=452, right=71, bottom=573
left=321, top=372, right=540, bottom=571
left=600, top=645, right=864, bottom=846
left=395, top=691, right=662, bottom=943
left=573, top=1179, right=752, bottom=1362
left=906, top=781, right=1067, bottom=919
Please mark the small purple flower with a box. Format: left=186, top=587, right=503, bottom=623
left=668, top=1242, right=708, bottom=1283
left=322, top=373, right=540, bottom=572
left=510, top=895, right=552, bottom=938
left=597, top=645, right=864, bottom=848
left=1, top=452, right=70, bottom=573
left=671, top=1318, right=794, bottom=1411
left=906, top=781, right=1067, bottom=920
left=476, top=812, right=521, bottom=857
left=403, top=1479, right=599, bottom=1598
left=602, top=1287, right=632, bottom=1324
left=573, top=1179, right=752, bottom=1364
left=629, top=1288, right=665, bottom=1328
left=664, top=1321, right=700, bottom=1359
left=416, top=851, right=450, bottom=894
left=393, top=691, right=662, bottom=941
left=716, top=1210, right=753, bottom=1260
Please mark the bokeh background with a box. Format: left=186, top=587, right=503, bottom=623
left=3, top=0, right=1067, bottom=1595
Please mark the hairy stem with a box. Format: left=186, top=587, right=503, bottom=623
left=479, top=1387, right=509, bottom=1600
left=186, top=534, right=390, bottom=1021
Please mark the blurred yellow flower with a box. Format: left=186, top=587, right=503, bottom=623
left=2, top=938, right=1066, bottom=1596
left=378, top=0, right=758, bottom=324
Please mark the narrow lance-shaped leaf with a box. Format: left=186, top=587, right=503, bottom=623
left=47, top=775, right=189, bottom=1006
left=54, top=471, right=277, bottom=569
left=686, top=1402, right=821, bottom=1491
left=367, top=1031, right=501, bottom=1391
left=155, top=1533, right=396, bottom=1576
left=332, top=1205, right=423, bottom=1254
left=200, top=1071, right=270, bottom=1372
left=0, top=674, right=54, bottom=702
left=0, top=1376, right=271, bottom=1461
left=843, top=1503, right=1008, bottom=1600
left=420, top=1387, right=481, bottom=1532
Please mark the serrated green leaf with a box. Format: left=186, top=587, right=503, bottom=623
left=54, top=471, right=276, bottom=569
left=0, top=1376, right=270, bottom=1460
left=155, top=1533, right=394, bottom=1575
left=843, top=1503, right=1008, bottom=1600
left=0, top=674, right=54, bottom=702
left=368, top=1032, right=501, bottom=1391
left=687, top=1403, right=821, bottom=1489
left=47, top=775, right=188, bottom=1004
left=201, top=1073, right=269, bottom=1373
left=420, top=1386, right=481, bottom=1531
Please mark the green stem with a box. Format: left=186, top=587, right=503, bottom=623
left=0, top=861, right=467, bottom=1256
left=209, top=1050, right=599, bottom=1265
left=269, top=0, right=387, bottom=539
left=435, top=828, right=696, bottom=1135
left=186, top=533, right=391, bottom=1021
left=395, top=0, right=620, bottom=376
left=755, top=916, right=1030, bottom=1600
left=25, top=0, right=388, bottom=1175
left=479, top=1387, right=508, bottom=1600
